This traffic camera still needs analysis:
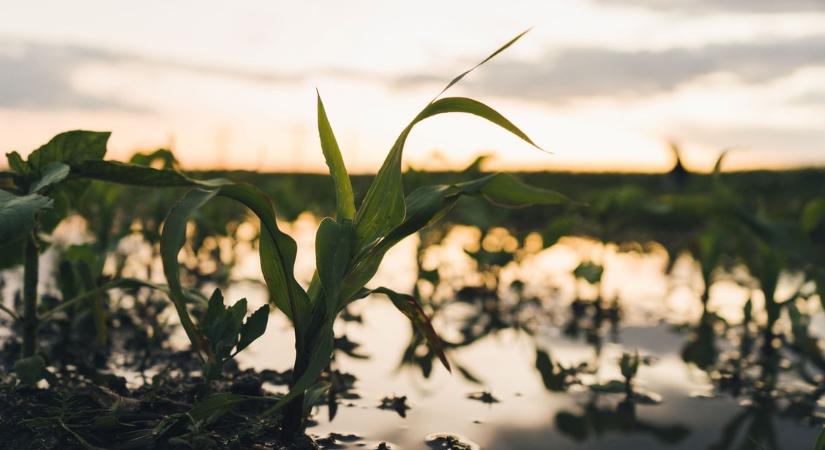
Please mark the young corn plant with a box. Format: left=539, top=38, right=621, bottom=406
left=0, top=132, right=169, bottom=381
left=157, top=31, right=569, bottom=436
left=0, top=131, right=268, bottom=387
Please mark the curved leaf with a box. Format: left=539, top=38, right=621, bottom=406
left=354, top=97, right=542, bottom=251
left=340, top=174, right=568, bottom=303
left=219, top=184, right=309, bottom=327
left=432, top=29, right=530, bottom=101
left=73, top=160, right=228, bottom=188
left=160, top=183, right=307, bottom=335
left=160, top=188, right=218, bottom=356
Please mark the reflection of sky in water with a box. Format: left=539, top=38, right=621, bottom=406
left=221, top=222, right=821, bottom=448
left=3, top=215, right=820, bottom=447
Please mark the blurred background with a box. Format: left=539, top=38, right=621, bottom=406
left=2, top=0, right=824, bottom=173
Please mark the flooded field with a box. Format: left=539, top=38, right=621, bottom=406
left=6, top=208, right=820, bottom=449
left=232, top=222, right=824, bottom=449
left=1, top=131, right=823, bottom=450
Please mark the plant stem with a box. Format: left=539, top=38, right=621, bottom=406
left=282, top=331, right=310, bottom=436
left=21, top=233, right=39, bottom=358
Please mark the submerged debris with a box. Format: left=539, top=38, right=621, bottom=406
left=466, top=391, right=500, bottom=404
left=315, top=431, right=363, bottom=449
left=424, top=433, right=480, bottom=450
left=378, top=395, right=410, bottom=418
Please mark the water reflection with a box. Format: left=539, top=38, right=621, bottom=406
left=297, top=222, right=820, bottom=448
left=3, top=198, right=824, bottom=448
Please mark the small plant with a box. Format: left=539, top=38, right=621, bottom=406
left=199, top=289, right=269, bottom=385
left=152, top=30, right=569, bottom=436
left=0, top=132, right=178, bottom=379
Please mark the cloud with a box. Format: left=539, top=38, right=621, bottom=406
left=0, top=42, right=129, bottom=110
left=394, top=35, right=825, bottom=104
left=0, top=40, right=302, bottom=111
left=594, top=0, right=825, bottom=14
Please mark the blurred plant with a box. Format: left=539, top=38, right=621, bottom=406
left=0, top=132, right=184, bottom=382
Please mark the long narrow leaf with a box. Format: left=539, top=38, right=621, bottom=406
left=219, top=184, right=310, bottom=328
left=317, top=93, right=356, bottom=221
left=354, top=96, right=541, bottom=251
left=159, top=188, right=218, bottom=356
left=73, top=160, right=228, bottom=188
left=432, top=29, right=530, bottom=102
left=341, top=173, right=568, bottom=303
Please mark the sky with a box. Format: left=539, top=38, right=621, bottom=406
left=1, top=0, right=824, bottom=173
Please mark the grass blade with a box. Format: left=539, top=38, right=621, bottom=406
left=354, top=96, right=542, bottom=251
left=317, top=92, right=356, bottom=221
left=432, top=29, right=530, bottom=102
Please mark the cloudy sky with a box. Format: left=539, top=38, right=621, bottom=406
left=2, top=0, right=824, bottom=172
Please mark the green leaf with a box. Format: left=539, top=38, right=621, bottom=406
left=371, top=287, right=450, bottom=372
left=202, top=289, right=226, bottom=338
left=0, top=190, right=53, bottom=243
left=219, top=184, right=309, bottom=327
left=13, top=355, right=46, bottom=385
left=26, top=130, right=109, bottom=171
left=161, top=184, right=307, bottom=352
left=160, top=188, right=218, bottom=355
left=237, top=305, right=270, bottom=352
left=317, top=93, right=356, bottom=221
left=351, top=32, right=539, bottom=249
left=432, top=29, right=530, bottom=101
left=315, top=218, right=356, bottom=311
left=29, top=162, right=70, bottom=193
left=354, top=96, right=541, bottom=252
left=339, top=175, right=568, bottom=305
left=456, top=173, right=569, bottom=207
left=72, top=160, right=227, bottom=188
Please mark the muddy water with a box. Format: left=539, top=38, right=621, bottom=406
left=224, top=220, right=823, bottom=449
left=5, top=214, right=822, bottom=449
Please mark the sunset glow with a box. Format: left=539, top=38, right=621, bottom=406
left=2, top=0, right=824, bottom=172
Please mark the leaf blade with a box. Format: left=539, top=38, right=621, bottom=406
left=317, top=93, right=356, bottom=221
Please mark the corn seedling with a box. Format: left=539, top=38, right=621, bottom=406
left=0, top=132, right=183, bottom=382
left=152, top=30, right=570, bottom=435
